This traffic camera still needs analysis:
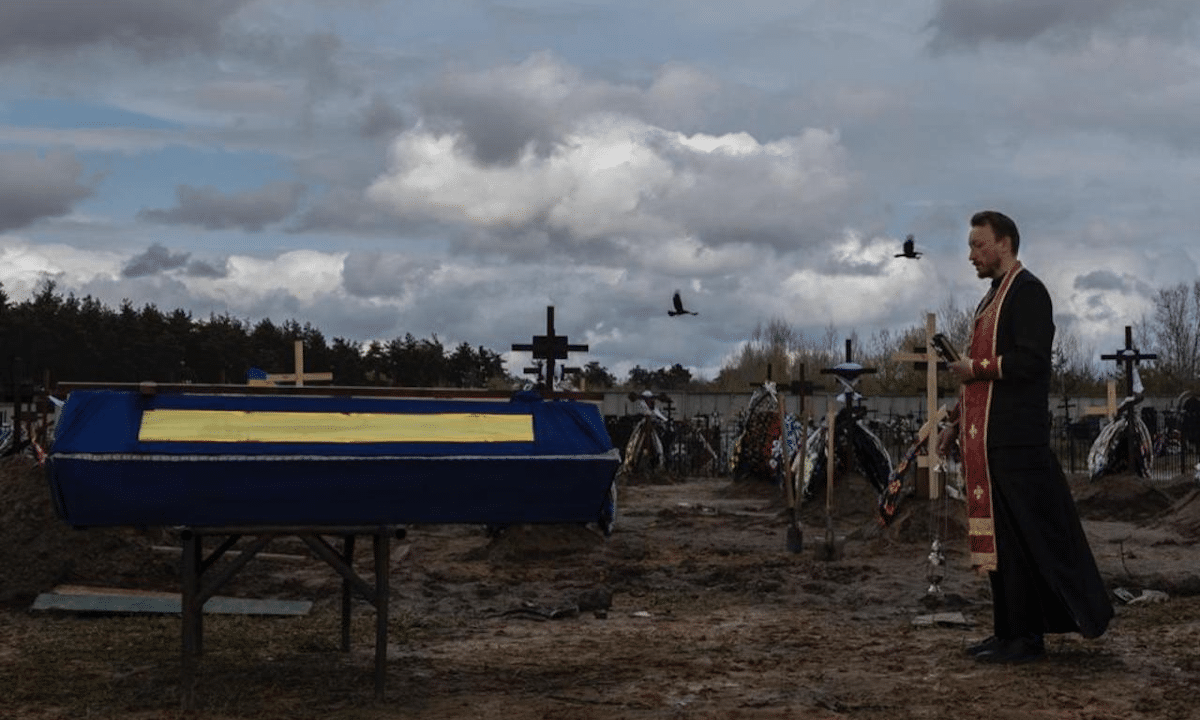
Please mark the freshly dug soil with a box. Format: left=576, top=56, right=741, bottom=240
left=3, top=456, right=1199, bottom=719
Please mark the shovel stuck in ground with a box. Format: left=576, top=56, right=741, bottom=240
left=786, top=507, right=803, bottom=553
left=814, top=406, right=844, bottom=561
left=780, top=396, right=804, bottom=553
left=813, top=517, right=845, bottom=561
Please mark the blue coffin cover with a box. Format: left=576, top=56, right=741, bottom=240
left=47, top=390, right=620, bottom=528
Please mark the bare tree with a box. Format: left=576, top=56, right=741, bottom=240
left=1051, top=323, right=1099, bottom=396
left=1150, top=280, right=1200, bottom=383
left=937, top=295, right=973, bottom=351
left=711, top=317, right=849, bottom=390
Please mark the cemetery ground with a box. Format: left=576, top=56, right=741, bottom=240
left=3, top=454, right=1200, bottom=720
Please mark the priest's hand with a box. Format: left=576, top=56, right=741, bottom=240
left=947, top=359, right=974, bottom=382
left=937, top=422, right=959, bottom=457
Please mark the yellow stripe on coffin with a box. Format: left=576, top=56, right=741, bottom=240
left=138, top=409, right=535, bottom=443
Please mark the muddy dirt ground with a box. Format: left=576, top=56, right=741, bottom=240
left=3, top=454, right=1200, bottom=719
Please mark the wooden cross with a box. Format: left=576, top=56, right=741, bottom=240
left=749, top=363, right=817, bottom=416
left=1099, top=325, right=1157, bottom=471
left=248, top=341, right=334, bottom=387
left=820, top=338, right=877, bottom=410
left=511, top=306, right=588, bottom=393
left=891, top=313, right=948, bottom=499
left=1058, top=395, right=1076, bottom=424
left=778, top=364, right=818, bottom=510
left=747, top=363, right=805, bottom=491
left=748, top=361, right=777, bottom=389
left=1080, top=380, right=1118, bottom=421
left=772, top=364, right=820, bottom=410
left=1100, top=326, right=1157, bottom=401
left=779, top=364, right=818, bottom=419
left=748, top=362, right=777, bottom=391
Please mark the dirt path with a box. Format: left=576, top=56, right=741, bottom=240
left=3, top=458, right=1200, bottom=719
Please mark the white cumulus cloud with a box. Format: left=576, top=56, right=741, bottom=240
left=367, top=115, right=854, bottom=257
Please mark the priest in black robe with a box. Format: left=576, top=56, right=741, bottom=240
left=939, top=210, right=1113, bottom=664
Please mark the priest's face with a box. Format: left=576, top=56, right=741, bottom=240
left=968, top=224, right=1005, bottom=279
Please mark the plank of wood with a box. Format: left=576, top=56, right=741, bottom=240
left=150, top=545, right=310, bottom=563
left=53, top=584, right=176, bottom=598
left=911, top=611, right=971, bottom=627
left=152, top=543, right=411, bottom=565
left=33, top=587, right=312, bottom=616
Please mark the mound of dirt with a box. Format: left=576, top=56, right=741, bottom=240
left=1157, top=488, right=1200, bottom=540
left=714, top=477, right=781, bottom=501
left=1072, top=473, right=1194, bottom=523
left=464, top=524, right=605, bottom=562
left=0, top=457, right=172, bottom=607
left=798, top=470, right=888, bottom=525
left=877, top=497, right=969, bottom=545
left=719, top=471, right=972, bottom=546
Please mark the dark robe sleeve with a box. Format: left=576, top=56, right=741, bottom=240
left=997, top=279, right=1054, bottom=383
left=986, top=272, right=1056, bottom=446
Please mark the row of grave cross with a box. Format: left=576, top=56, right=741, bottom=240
left=749, top=339, right=877, bottom=416
left=249, top=308, right=592, bottom=395
left=751, top=363, right=819, bottom=411
left=252, top=312, right=1160, bottom=466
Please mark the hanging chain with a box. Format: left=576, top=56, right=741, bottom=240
left=925, top=434, right=949, bottom=596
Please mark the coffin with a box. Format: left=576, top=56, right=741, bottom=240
left=47, top=390, right=620, bottom=528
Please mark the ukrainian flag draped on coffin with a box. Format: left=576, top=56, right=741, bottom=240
left=47, top=390, right=620, bottom=527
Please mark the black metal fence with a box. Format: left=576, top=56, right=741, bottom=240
left=605, top=414, right=729, bottom=477
left=1052, top=408, right=1200, bottom=481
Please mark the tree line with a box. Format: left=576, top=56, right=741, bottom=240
left=3, top=279, right=1199, bottom=396
left=0, top=281, right=508, bottom=392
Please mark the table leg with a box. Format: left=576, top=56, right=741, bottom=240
left=341, top=534, right=355, bottom=652
left=180, top=530, right=200, bottom=711
left=374, top=528, right=389, bottom=701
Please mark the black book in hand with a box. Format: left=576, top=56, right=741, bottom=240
left=931, top=333, right=961, bottom=363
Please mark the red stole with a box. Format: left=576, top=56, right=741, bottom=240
left=961, top=262, right=1022, bottom=572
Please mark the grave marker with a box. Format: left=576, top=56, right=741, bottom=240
left=511, top=306, right=588, bottom=394
left=248, top=341, right=333, bottom=387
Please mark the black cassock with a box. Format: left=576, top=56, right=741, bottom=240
left=977, top=269, right=1113, bottom=639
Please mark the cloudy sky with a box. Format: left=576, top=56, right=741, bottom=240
left=3, top=0, right=1198, bottom=381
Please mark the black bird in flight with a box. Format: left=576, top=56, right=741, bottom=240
left=895, top=234, right=922, bottom=259
left=668, top=290, right=698, bottom=316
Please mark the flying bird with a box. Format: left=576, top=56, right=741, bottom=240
left=895, top=234, right=922, bottom=259
left=668, top=290, right=698, bottom=316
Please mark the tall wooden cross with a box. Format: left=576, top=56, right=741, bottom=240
left=779, top=363, right=818, bottom=421
left=248, top=341, right=334, bottom=387
left=779, top=364, right=818, bottom=510
left=511, top=306, right=588, bottom=394
left=891, top=313, right=950, bottom=499
left=1100, top=326, right=1157, bottom=400
left=748, top=361, right=779, bottom=390
left=747, top=362, right=815, bottom=512
left=1080, top=380, right=1118, bottom=422
left=1099, top=325, right=1157, bottom=471
left=749, top=363, right=818, bottom=415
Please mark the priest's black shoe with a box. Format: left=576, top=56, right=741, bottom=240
left=965, top=635, right=1002, bottom=657
left=975, top=635, right=1045, bottom=664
